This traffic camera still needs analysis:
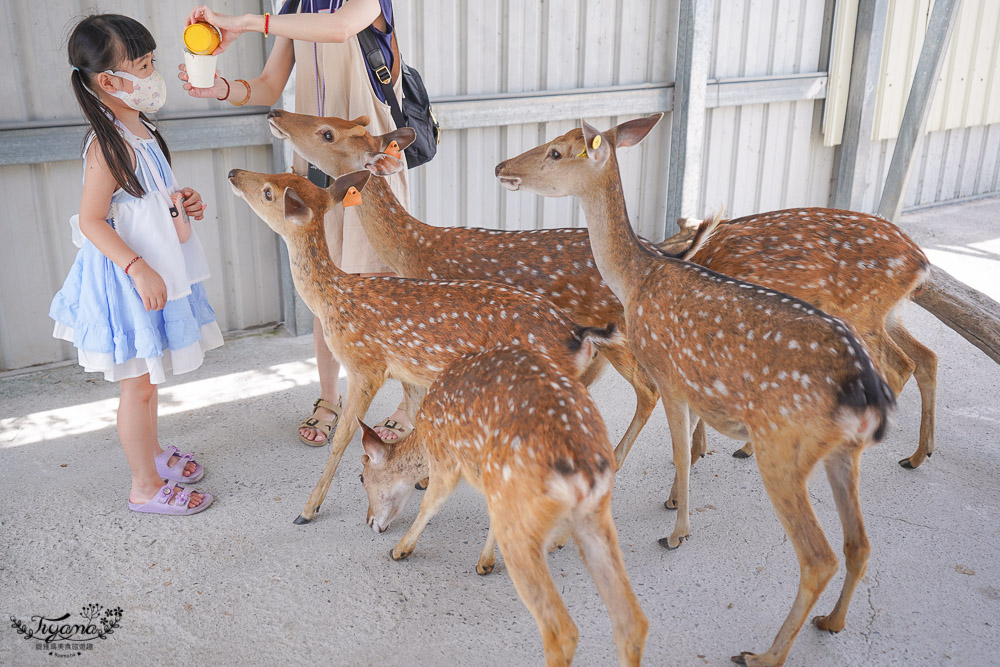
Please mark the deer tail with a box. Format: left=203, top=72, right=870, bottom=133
left=835, top=327, right=896, bottom=443
left=680, top=209, right=725, bottom=262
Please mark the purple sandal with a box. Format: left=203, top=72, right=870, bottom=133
left=127, top=481, right=213, bottom=515
left=155, top=445, right=204, bottom=484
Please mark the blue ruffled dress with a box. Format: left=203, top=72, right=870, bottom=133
left=49, top=122, right=223, bottom=384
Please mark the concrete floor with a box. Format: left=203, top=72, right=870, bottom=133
left=2, top=196, right=999, bottom=666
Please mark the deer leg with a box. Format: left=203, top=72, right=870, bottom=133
left=666, top=417, right=709, bottom=509
left=599, top=344, right=659, bottom=470
left=734, top=446, right=838, bottom=667
left=402, top=382, right=431, bottom=489
left=295, top=371, right=384, bottom=524
left=690, top=417, right=707, bottom=462
left=493, top=515, right=578, bottom=666
left=887, top=317, right=938, bottom=469
left=658, top=399, right=692, bottom=548
left=574, top=497, right=648, bottom=666
left=392, top=462, right=461, bottom=561
left=476, top=523, right=496, bottom=575
left=813, top=447, right=869, bottom=634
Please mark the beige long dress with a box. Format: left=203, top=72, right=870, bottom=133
left=291, top=18, right=410, bottom=274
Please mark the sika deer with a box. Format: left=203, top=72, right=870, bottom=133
left=358, top=346, right=647, bottom=666
left=496, top=115, right=895, bottom=666
left=228, top=168, right=621, bottom=524
left=267, top=109, right=673, bottom=469
left=656, top=210, right=934, bottom=469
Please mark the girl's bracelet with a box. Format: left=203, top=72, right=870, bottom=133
left=217, top=76, right=231, bottom=101
left=124, top=255, right=142, bottom=275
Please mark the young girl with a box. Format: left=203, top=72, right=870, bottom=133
left=50, top=14, right=222, bottom=515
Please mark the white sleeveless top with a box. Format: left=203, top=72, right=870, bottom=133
left=70, top=119, right=211, bottom=301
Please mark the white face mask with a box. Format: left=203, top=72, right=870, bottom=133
left=104, top=69, right=166, bottom=113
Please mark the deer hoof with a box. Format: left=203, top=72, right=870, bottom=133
left=657, top=535, right=685, bottom=550
left=732, top=449, right=752, bottom=459
left=293, top=514, right=312, bottom=525
left=391, top=547, right=412, bottom=561
left=663, top=498, right=678, bottom=510
left=415, top=479, right=428, bottom=490
left=898, top=457, right=916, bottom=469
left=731, top=651, right=755, bottom=665
left=476, top=562, right=494, bottom=575
left=812, top=614, right=843, bottom=634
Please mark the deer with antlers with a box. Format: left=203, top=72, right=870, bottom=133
left=265, top=109, right=700, bottom=470
left=496, top=114, right=896, bottom=666
left=357, top=345, right=647, bottom=666
left=228, top=168, right=620, bottom=525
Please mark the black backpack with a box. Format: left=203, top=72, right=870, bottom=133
left=357, top=28, right=440, bottom=168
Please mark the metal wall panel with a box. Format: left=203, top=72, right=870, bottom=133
left=395, top=0, right=834, bottom=234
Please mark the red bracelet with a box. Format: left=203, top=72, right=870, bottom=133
left=217, top=76, right=231, bottom=101
left=264, top=12, right=270, bottom=37
left=124, top=255, right=142, bottom=275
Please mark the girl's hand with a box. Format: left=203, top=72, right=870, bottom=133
left=186, top=5, right=246, bottom=55
left=129, top=260, right=168, bottom=311
left=177, top=65, right=230, bottom=99
left=179, top=187, right=207, bottom=221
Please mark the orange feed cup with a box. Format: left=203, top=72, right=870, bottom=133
left=183, top=22, right=221, bottom=55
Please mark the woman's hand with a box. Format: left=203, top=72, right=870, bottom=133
left=177, top=65, right=230, bottom=99
left=186, top=5, right=247, bottom=55
left=129, top=260, right=168, bottom=312
left=179, top=187, right=207, bottom=221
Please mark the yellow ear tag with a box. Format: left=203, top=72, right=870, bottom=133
left=343, top=186, right=362, bottom=207
left=384, top=140, right=402, bottom=160
left=578, top=135, right=602, bottom=158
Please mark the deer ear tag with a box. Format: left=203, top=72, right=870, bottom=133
left=344, top=186, right=363, bottom=207
left=384, top=140, right=402, bottom=160
left=578, top=135, right=602, bottom=158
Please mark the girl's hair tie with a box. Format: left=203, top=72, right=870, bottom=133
left=72, top=66, right=80, bottom=72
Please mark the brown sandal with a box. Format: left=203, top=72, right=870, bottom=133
left=298, top=398, right=342, bottom=447
left=376, top=418, right=412, bottom=444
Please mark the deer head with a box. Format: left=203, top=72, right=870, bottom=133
left=495, top=114, right=663, bottom=197
left=267, top=109, right=415, bottom=178
left=228, top=167, right=373, bottom=240
left=358, top=419, right=424, bottom=534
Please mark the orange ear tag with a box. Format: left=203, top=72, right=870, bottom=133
left=384, top=140, right=402, bottom=160
left=343, top=186, right=363, bottom=207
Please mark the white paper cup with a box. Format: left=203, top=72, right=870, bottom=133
left=184, top=51, right=218, bottom=88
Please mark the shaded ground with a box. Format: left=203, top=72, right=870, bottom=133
left=2, top=197, right=999, bottom=666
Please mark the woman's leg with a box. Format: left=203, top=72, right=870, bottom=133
left=361, top=271, right=412, bottom=441
left=120, top=374, right=204, bottom=507
left=299, top=315, right=345, bottom=444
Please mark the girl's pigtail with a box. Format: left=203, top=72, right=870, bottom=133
left=71, top=67, right=147, bottom=198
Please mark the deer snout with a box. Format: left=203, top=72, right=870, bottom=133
left=228, top=169, right=243, bottom=181
left=495, top=160, right=506, bottom=177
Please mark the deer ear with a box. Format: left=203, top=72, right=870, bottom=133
left=358, top=418, right=390, bottom=464
left=613, top=113, right=663, bottom=148
left=350, top=115, right=371, bottom=127
left=329, top=170, right=372, bottom=204
left=580, top=119, right=610, bottom=162
left=282, top=187, right=312, bottom=226
left=378, top=127, right=416, bottom=152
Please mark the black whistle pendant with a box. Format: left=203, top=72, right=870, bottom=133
left=169, top=205, right=180, bottom=218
